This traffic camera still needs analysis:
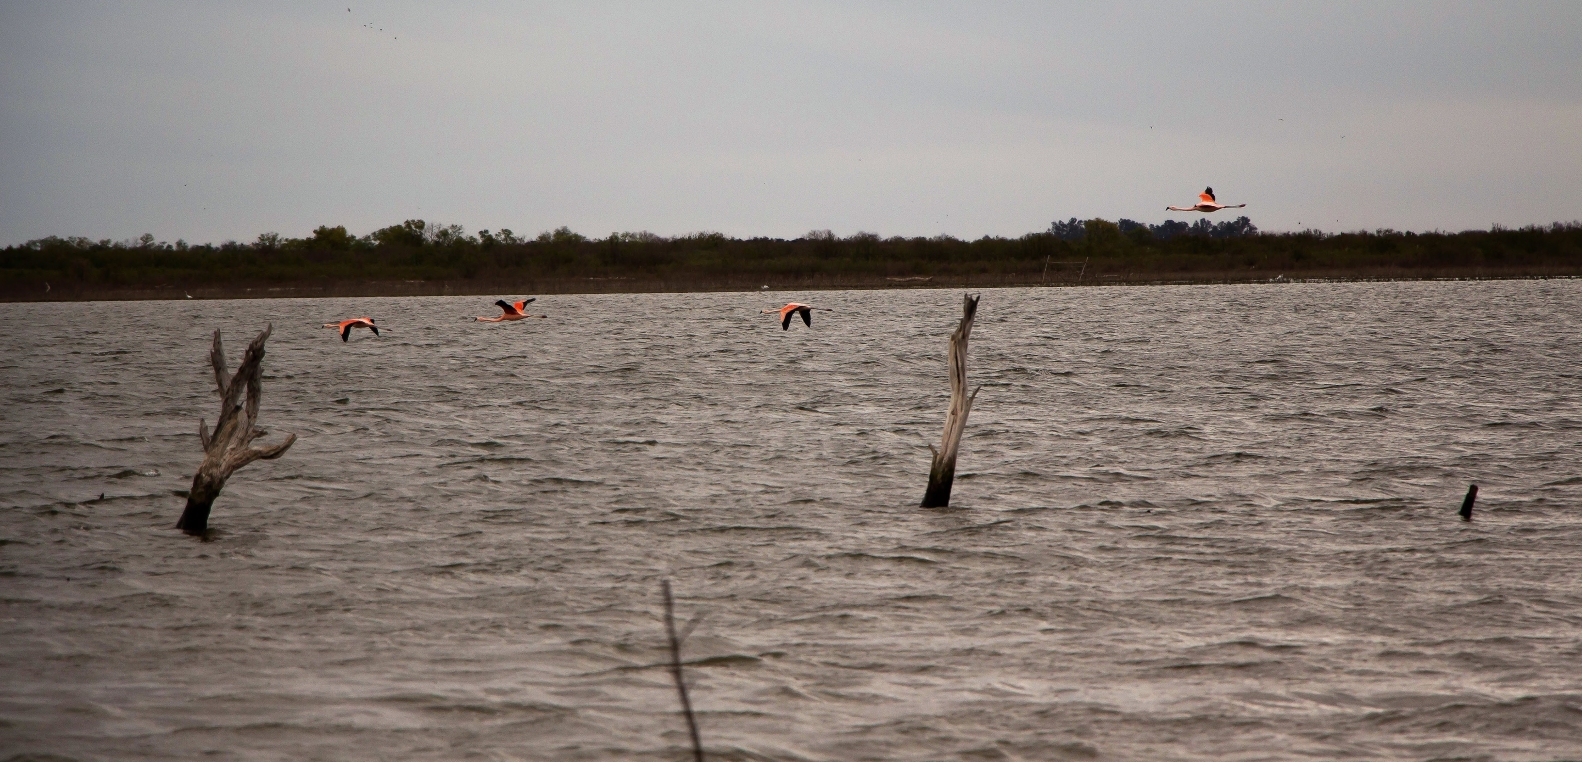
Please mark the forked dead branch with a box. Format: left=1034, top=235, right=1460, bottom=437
left=176, top=325, right=296, bottom=535
left=922, top=293, right=981, bottom=508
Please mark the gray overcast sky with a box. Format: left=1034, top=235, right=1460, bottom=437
left=2, top=1, right=1580, bottom=246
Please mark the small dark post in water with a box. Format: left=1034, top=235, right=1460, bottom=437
left=1459, top=484, right=1478, bottom=521
left=176, top=325, right=296, bottom=535
left=921, top=293, right=981, bottom=508
left=661, top=580, right=704, bottom=762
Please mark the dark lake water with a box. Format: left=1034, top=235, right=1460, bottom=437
left=3, top=281, right=1581, bottom=761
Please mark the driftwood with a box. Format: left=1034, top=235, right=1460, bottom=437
left=176, top=325, right=296, bottom=535
left=661, top=580, right=705, bottom=762
left=922, top=293, right=981, bottom=508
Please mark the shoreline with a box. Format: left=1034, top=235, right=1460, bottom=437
left=4, top=267, right=1580, bottom=302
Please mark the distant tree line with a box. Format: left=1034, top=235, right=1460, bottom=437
left=4, top=217, right=1581, bottom=297
left=1049, top=216, right=1259, bottom=241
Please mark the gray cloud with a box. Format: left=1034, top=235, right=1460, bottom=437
left=2, top=0, right=1579, bottom=246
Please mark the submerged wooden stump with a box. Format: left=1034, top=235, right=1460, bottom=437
left=1459, top=484, right=1478, bottom=521
left=922, top=293, right=981, bottom=508
left=176, top=325, right=296, bottom=535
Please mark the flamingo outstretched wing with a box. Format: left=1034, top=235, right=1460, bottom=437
left=766, top=302, right=820, bottom=330
left=334, top=318, right=378, bottom=341
left=1169, top=185, right=1244, bottom=212
left=774, top=303, right=812, bottom=330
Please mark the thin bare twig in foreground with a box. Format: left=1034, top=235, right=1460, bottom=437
left=662, top=580, right=704, bottom=762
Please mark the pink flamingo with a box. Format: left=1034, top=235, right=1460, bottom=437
left=761, top=302, right=829, bottom=330
left=1168, top=187, right=1247, bottom=213
left=323, top=317, right=379, bottom=341
left=473, top=299, right=546, bottom=323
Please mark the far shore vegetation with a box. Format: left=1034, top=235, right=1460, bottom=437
left=5, top=217, right=1581, bottom=301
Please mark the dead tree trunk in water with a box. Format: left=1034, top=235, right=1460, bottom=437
left=921, top=293, right=980, bottom=508
left=176, top=325, right=296, bottom=535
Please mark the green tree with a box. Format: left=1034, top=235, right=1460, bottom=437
left=1082, top=218, right=1125, bottom=254
left=427, top=223, right=466, bottom=246
left=371, top=220, right=426, bottom=248
left=538, top=226, right=586, bottom=244
left=310, top=225, right=354, bottom=250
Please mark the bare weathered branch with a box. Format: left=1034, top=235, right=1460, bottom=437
left=177, top=324, right=294, bottom=536
left=254, top=435, right=293, bottom=459
left=225, top=432, right=297, bottom=471
left=209, top=330, right=231, bottom=396
left=922, top=293, right=980, bottom=508
left=239, top=325, right=270, bottom=424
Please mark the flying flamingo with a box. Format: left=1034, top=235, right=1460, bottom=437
left=323, top=317, right=379, bottom=341
left=1168, top=187, right=1247, bottom=213
left=762, top=302, right=829, bottom=330
left=473, top=298, right=546, bottom=322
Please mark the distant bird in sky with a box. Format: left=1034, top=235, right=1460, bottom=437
left=473, top=299, right=545, bottom=323
left=324, top=317, right=379, bottom=341
left=1168, top=187, right=1247, bottom=213
left=762, top=302, right=828, bottom=330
